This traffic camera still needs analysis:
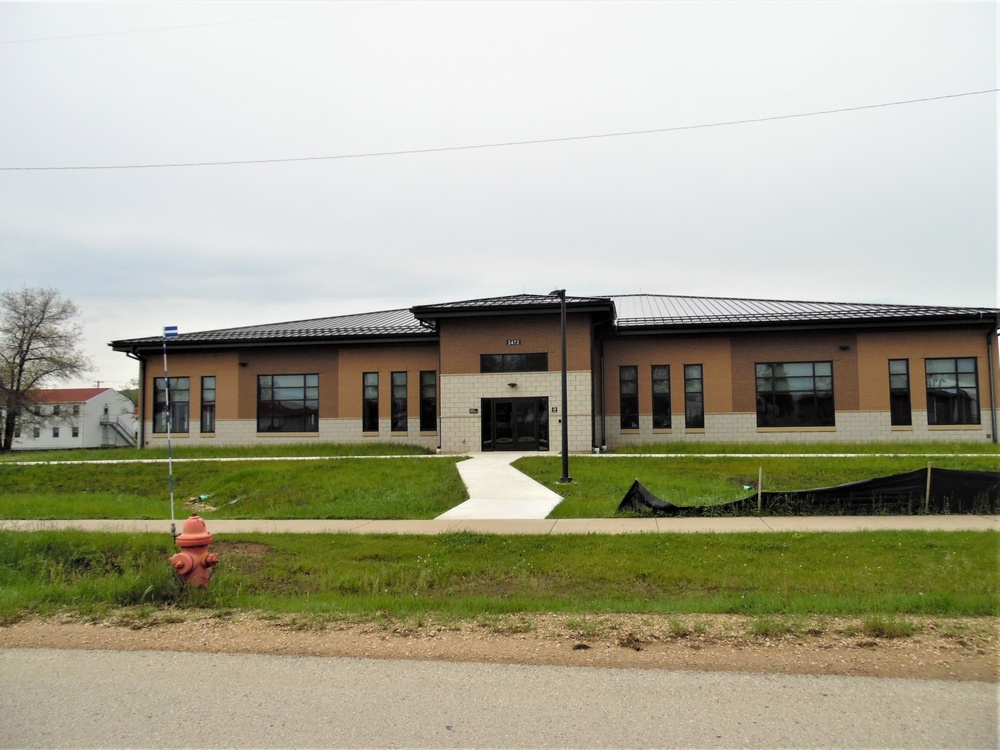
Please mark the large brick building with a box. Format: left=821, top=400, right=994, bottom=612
left=111, top=293, right=1000, bottom=452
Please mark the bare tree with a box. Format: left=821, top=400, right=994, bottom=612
left=0, top=287, right=92, bottom=452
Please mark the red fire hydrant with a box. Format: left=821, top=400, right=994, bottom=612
left=170, top=515, right=219, bottom=587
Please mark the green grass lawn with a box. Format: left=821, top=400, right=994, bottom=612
left=0, top=457, right=468, bottom=520
left=516, top=453, right=1000, bottom=518
left=1, top=529, right=995, bottom=624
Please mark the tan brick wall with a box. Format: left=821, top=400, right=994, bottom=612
left=335, top=343, right=439, bottom=420
left=731, top=330, right=860, bottom=412
left=601, top=334, right=734, bottom=415
left=440, top=314, right=592, bottom=374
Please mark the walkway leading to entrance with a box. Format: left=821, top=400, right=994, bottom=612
left=436, top=452, right=563, bottom=520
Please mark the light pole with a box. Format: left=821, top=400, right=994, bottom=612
left=549, top=289, right=571, bottom=483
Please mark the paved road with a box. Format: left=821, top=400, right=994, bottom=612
left=2, top=648, right=996, bottom=749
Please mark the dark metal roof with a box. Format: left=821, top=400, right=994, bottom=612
left=111, top=293, right=998, bottom=351
left=411, top=293, right=614, bottom=320
left=607, top=294, right=999, bottom=331
left=111, top=308, right=435, bottom=351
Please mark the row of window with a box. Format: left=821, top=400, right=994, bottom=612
left=618, top=357, right=980, bottom=429
left=14, top=426, right=80, bottom=439
left=620, top=364, right=705, bottom=430
left=153, top=372, right=438, bottom=435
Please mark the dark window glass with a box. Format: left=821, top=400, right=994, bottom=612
left=52, top=405, right=60, bottom=416
left=72, top=426, right=79, bottom=438
left=652, top=365, right=671, bottom=429
left=420, top=371, right=437, bottom=432
left=755, top=362, right=834, bottom=428
left=362, top=372, right=379, bottom=432
left=926, top=358, right=979, bottom=425
left=619, top=366, right=639, bottom=430
left=52, top=427, right=59, bottom=438
left=153, top=377, right=190, bottom=433
left=684, top=364, right=705, bottom=429
left=72, top=405, right=80, bottom=416
left=888, top=359, right=911, bottom=426
left=201, top=376, right=216, bottom=433
left=391, top=371, right=407, bottom=432
left=480, top=353, right=548, bottom=373
left=256, top=374, right=318, bottom=432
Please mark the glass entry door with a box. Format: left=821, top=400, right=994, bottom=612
left=481, top=397, right=549, bottom=451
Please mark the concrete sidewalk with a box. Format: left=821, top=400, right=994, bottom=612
left=4, top=516, right=998, bottom=535
left=436, top=452, right=563, bottom=519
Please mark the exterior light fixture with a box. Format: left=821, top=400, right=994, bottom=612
left=549, top=289, right=571, bottom=484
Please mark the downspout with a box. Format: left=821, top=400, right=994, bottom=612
left=988, top=321, right=998, bottom=444
left=127, top=350, right=145, bottom=449
left=600, top=337, right=607, bottom=451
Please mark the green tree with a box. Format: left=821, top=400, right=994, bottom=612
left=0, top=287, right=92, bottom=451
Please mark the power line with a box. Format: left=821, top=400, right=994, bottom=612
left=1, top=89, right=995, bottom=172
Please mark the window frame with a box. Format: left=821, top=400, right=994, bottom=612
left=200, top=376, right=216, bottom=434
left=755, top=361, right=834, bottom=428
left=362, top=372, right=379, bottom=433
left=651, top=365, right=671, bottom=429
left=480, top=353, right=549, bottom=373
left=619, top=365, right=639, bottom=430
left=153, top=377, right=191, bottom=433
left=419, top=371, right=437, bottom=432
left=925, top=357, right=980, bottom=426
left=888, top=359, right=912, bottom=426
left=391, top=371, right=408, bottom=433
left=684, top=364, right=705, bottom=429
left=256, top=374, right=319, bottom=433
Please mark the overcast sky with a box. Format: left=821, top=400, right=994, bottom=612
left=1, top=1, right=996, bottom=390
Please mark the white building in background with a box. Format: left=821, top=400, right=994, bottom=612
left=11, top=388, right=137, bottom=451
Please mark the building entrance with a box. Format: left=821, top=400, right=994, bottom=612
left=480, top=397, right=549, bottom=451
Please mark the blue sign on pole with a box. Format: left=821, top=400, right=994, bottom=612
left=163, top=325, right=179, bottom=338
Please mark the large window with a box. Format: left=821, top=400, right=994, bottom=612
left=420, top=371, right=437, bottom=432
left=153, top=377, right=190, bottom=433
left=755, top=362, right=834, bottom=428
left=480, top=353, right=548, bottom=373
left=257, top=374, right=318, bottom=433
left=362, top=372, right=379, bottom=432
left=888, top=360, right=911, bottom=426
left=926, top=358, right=979, bottom=425
left=684, top=364, right=704, bottom=429
left=652, top=365, right=671, bottom=429
left=201, top=376, right=216, bottom=433
left=619, top=366, right=639, bottom=430
left=391, top=372, right=407, bottom=432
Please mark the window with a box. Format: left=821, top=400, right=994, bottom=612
left=13, top=427, right=20, bottom=438
left=420, top=371, right=437, bottom=432
left=153, top=377, right=190, bottom=433
left=684, top=365, right=705, bottom=429
left=72, top=426, right=79, bottom=438
left=52, top=427, right=59, bottom=438
left=889, top=359, right=911, bottom=426
left=32, top=427, right=40, bottom=438
left=480, top=353, right=548, bottom=373
left=926, top=358, right=979, bottom=425
left=652, top=365, right=671, bottom=429
left=391, top=372, right=407, bottom=432
left=201, top=376, right=216, bottom=433
left=72, top=405, right=80, bottom=416
left=257, top=374, right=318, bottom=432
left=362, top=372, right=379, bottom=432
left=619, top=366, right=639, bottom=430
left=756, top=362, right=834, bottom=428
left=52, top=404, right=61, bottom=416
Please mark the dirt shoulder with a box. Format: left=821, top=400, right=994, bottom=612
left=1, top=612, right=996, bottom=682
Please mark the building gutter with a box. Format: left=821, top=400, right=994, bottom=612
left=988, top=320, right=998, bottom=444
left=124, top=349, right=146, bottom=449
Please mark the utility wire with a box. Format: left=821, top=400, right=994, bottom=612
left=1, top=89, right=995, bottom=172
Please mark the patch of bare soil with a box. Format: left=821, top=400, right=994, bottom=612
left=1, top=613, right=996, bottom=682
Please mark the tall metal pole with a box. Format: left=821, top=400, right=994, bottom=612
left=551, top=290, right=571, bottom=484
left=162, top=326, right=178, bottom=539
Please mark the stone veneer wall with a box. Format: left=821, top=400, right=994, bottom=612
left=603, top=410, right=994, bottom=447
left=439, top=371, right=593, bottom=454
left=142, top=418, right=440, bottom=451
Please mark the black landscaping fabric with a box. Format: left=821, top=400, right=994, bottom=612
left=616, top=469, right=1000, bottom=517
